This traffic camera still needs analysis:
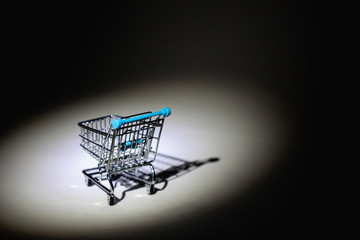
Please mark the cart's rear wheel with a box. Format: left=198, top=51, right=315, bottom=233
left=85, top=177, right=94, bottom=187
left=110, top=174, right=121, bottom=181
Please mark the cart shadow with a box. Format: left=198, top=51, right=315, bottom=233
left=111, top=153, right=219, bottom=204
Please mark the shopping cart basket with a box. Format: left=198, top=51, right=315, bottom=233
left=78, top=107, right=171, bottom=205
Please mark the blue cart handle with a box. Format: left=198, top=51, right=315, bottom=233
left=111, top=107, right=171, bottom=129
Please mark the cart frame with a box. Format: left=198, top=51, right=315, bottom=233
left=78, top=108, right=171, bottom=205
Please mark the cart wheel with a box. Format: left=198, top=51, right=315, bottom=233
left=107, top=194, right=116, bottom=206
left=110, top=174, right=121, bottom=181
left=85, top=177, right=94, bottom=187
left=146, top=183, right=155, bottom=195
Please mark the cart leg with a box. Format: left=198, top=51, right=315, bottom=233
left=146, top=164, right=156, bottom=195
left=107, top=175, right=116, bottom=205
left=107, top=175, right=115, bottom=195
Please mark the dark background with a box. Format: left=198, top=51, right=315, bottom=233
left=2, top=1, right=319, bottom=238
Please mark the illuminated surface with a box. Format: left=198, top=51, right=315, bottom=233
left=0, top=76, right=292, bottom=238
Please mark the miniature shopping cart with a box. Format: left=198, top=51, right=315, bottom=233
left=78, top=107, right=171, bottom=205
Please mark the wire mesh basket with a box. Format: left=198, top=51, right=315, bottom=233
left=78, top=107, right=171, bottom=205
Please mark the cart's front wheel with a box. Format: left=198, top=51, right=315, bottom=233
left=107, top=194, right=116, bottom=206
left=146, top=183, right=155, bottom=195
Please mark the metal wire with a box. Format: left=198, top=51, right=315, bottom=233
left=78, top=113, right=165, bottom=174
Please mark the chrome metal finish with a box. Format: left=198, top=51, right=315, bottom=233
left=78, top=111, right=167, bottom=205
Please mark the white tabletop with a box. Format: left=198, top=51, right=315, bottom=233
left=0, top=76, right=293, bottom=239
